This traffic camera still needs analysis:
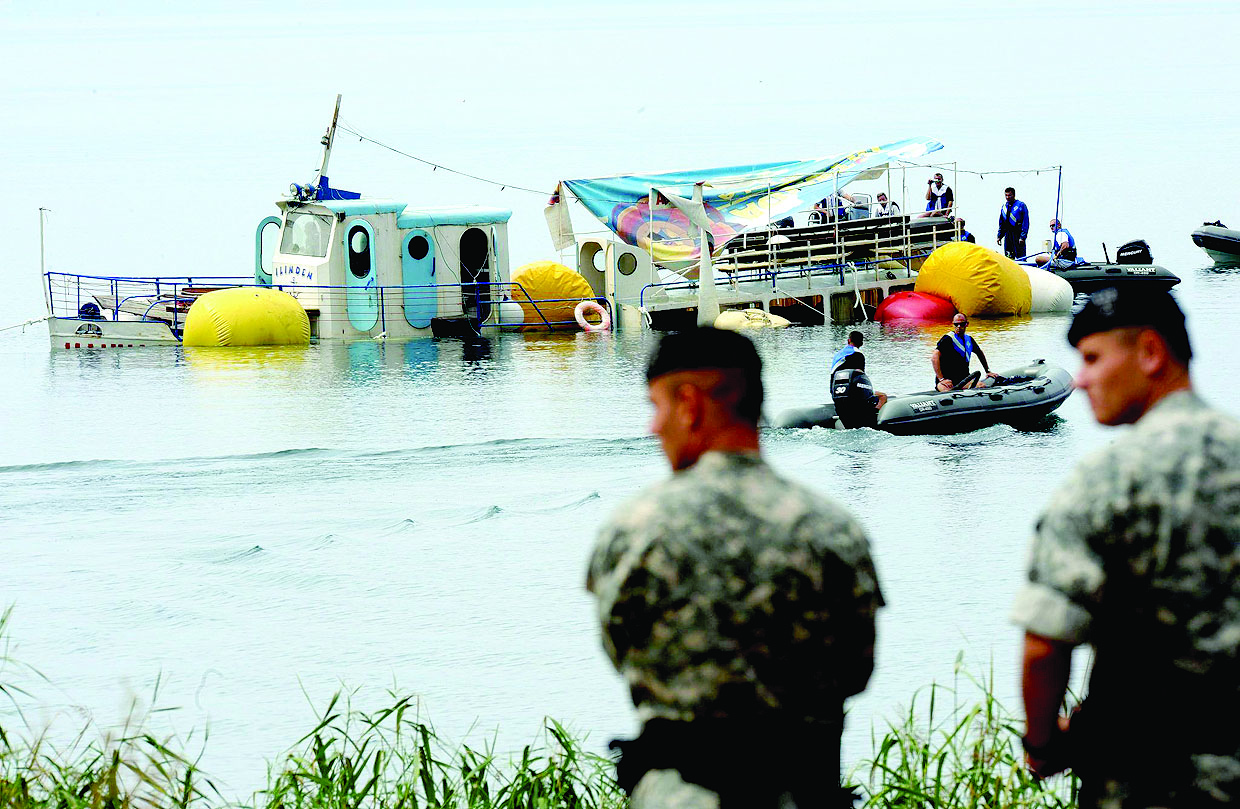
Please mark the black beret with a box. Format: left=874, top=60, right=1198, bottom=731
left=645, top=327, right=762, bottom=383
left=1067, top=287, right=1192, bottom=362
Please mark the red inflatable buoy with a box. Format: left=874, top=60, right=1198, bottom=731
left=875, top=291, right=957, bottom=323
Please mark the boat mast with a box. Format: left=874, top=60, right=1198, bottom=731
left=39, top=207, right=51, bottom=313
left=312, top=94, right=343, bottom=189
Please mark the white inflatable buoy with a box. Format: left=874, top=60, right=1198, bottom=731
left=1022, top=266, right=1074, bottom=313
left=714, top=308, right=791, bottom=330
left=573, top=300, right=611, bottom=332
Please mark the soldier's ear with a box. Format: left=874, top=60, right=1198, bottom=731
left=1134, top=328, right=1171, bottom=377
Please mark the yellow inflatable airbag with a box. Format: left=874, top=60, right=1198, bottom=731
left=914, top=242, right=1032, bottom=317
left=510, top=261, right=596, bottom=331
left=183, top=287, right=311, bottom=347
left=714, top=308, right=791, bottom=330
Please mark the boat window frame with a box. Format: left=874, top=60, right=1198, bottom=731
left=279, top=211, right=335, bottom=258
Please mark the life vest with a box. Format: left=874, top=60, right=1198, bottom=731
left=949, top=332, right=974, bottom=360
left=1001, top=201, right=1027, bottom=231
left=830, top=344, right=857, bottom=372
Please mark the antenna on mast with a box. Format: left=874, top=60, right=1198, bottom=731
left=313, top=94, right=343, bottom=187
left=290, top=95, right=344, bottom=202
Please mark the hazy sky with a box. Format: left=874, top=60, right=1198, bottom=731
left=3, top=0, right=1238, bottom=324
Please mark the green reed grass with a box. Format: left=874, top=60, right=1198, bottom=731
left=3, top=606, right=1076, bottom=809
left=852, top=654, right=1079, bottom=808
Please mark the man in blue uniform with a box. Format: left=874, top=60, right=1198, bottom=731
left=931, top=314, right=998, bottom=391
left=997, top=187, right=1030, bottom=259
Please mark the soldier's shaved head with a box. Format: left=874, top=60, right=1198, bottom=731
left=646, top=328, right=764, bottom=425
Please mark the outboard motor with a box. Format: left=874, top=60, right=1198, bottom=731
left=831, top=368, right=879, bottom=429
left=1116, top=239, right=1153, bottom=264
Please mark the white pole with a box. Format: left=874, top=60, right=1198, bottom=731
left=39, top=207, right=51, bottom=314
left=314, top=93, right=343, bottom=186
left=695, top=183, right=720, bottom=326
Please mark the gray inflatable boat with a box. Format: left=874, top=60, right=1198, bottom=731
left=774, top=360, right=1073, bottom=435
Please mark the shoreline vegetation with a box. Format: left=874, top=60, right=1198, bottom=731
left=1, top=610, right=1076, bottom=808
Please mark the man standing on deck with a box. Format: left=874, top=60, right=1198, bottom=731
left=920, top=172, right=954, bottom=218
left=997, top=187, right=1030, bottom=258
left=587, top=328, right=884, bottom=809
left=932, top=314, right=998, bottom=391
left=1012, top=287, right=1240, bottom=807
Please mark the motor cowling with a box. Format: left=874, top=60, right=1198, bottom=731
left=1116, top=239, right=1153, bottom=265
left=831, top=368, right=879, bottom=428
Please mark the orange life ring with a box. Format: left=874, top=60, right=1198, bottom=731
left=573, top=300, right=611, bottom=332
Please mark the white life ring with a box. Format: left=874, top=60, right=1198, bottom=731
left=573, top=300, right=611, bottom=332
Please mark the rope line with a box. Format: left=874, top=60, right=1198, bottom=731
left=0, top=315, right=50, bottom=334
left=338, top=123, right=552, bottom=196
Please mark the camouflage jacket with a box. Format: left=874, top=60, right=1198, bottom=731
left=587, top=451, right=883, bottom=727
left=1012, top=390, right=1240, bottom=805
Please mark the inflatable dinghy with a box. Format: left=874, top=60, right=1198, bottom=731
left=1191, top=222, right=1240, bottom=264
left=774, top=360, right=1073, bottom=436
left=1024, top=239, right=1180, bottom=292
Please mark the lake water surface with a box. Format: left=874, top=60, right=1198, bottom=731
left=2, top=238, right=1237, bottom=798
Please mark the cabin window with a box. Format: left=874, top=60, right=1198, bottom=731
left=280, top=212, right=333, bottom=257
left=617, top=253, right=637, bottom=276
left=408, top=235, right=430, bottom=260
left=348, top=224, right=372, bottom=279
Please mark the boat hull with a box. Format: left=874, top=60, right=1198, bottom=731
left=1045, top=263, right=1180, bottom=293
left=773, top=361, right=1073, bottom=435
left=1191, top=225, right=1240, bottom=264
left=49, top=317, right=180, bottom=348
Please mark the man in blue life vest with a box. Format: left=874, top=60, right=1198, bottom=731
left=952, top=217, right=976, bottom=243
left=997, top=187, right=1031, bottom=259
left=920, top=172, right=954, bottom=218
left=1034, top=219, right=1077, bottom=268
left=831, top=331, right=887, bottom=409
left=932, top=314, right=999, bottom=391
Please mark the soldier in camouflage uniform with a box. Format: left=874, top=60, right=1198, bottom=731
left=1012, top=287, right=1240, bottom=807
left=587, top=328, right=884, bottom=809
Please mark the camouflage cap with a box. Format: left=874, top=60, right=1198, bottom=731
left=1067, top=287, right=1192, bottom=363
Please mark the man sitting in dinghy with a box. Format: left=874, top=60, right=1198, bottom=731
left=932, top=315, right=1000, bottom=391
left=831, top=331, right=887, bottom=409
left=1033, top=219, right=1078, bottom=269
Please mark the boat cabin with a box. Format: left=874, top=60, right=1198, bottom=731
left=256, top=200, right=512, bottom=339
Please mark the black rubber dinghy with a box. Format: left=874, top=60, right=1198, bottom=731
left=1191, top=223, right=1240, bottom=264
left=774, top=360, right=1073, bottom=436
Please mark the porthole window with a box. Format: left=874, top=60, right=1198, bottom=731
left=408, top=235, right=429, bottom=260
left=348, top=224, right=372, bottom=279
left=617, top=253, right=637, bottom=276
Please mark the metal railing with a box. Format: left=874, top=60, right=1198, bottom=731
left=45, top=272, right=613, bottom=337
